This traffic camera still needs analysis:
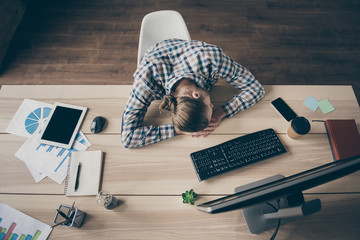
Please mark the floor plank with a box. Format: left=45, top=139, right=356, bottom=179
left=0, top=0, right=359, bottom=104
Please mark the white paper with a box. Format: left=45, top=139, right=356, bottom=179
left=0, top=202, right=52, bottom=240
left=16, top=130, right=91, bottom=184
left=6, top=99, right=53, bottom=138
left=6, top=99, right=53, bottom=181
left=7, top=98, right=92, bottom=184
left=24, top=162, right=46, bottom=183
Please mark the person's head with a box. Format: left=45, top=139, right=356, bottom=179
left=160, top=79, right=213, bottom=133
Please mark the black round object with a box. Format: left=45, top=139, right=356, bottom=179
left=291, top=116, right=311, bottom=135
left=90, top=116, right=107, bottom=134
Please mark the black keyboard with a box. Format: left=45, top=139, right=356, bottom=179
left=190, top=128, right=287, bottom=181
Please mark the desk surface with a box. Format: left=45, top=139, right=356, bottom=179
left=0, top=85, right=359, bottom=239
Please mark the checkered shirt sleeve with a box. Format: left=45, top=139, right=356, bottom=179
left=216, top=53, right=265, bottom=118
left=121, top=81, right=175, bottom=149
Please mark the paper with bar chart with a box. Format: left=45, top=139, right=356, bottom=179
left=0, top=202, right=52, bottom=240
left=16, top=130, right=91, bottom=184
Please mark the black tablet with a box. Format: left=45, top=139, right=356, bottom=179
left=39, top=102, right=87, bottom=149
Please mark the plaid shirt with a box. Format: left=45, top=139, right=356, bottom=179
left=122, top=39, right=265, bottom=148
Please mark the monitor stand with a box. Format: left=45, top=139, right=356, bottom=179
left=235, top=174, right=322, bottom=234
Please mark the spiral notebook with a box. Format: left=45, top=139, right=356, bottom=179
left=65, top=151, right=103, bottom=196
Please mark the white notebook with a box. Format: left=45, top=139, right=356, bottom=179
left=65, top=151, right=103, bottom=196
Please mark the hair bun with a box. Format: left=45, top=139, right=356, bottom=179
left=160, top=95, right=177, bottom=112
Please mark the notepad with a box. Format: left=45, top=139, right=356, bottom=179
left=318, top=99, right=335, bottom=114
left=65, top=151, right=103, bottom=196
left=303, top=95, right=319, bottom=112
left=325, top=119, right=360, bottom=161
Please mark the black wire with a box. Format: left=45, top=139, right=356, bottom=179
left=270, top=218, right=281, bottom=240
left=266, top=200, right=281, bottom=240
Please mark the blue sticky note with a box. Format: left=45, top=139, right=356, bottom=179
left=318, top=99, right=335, bottom=114
left=303, top=96, right=319, bottom=112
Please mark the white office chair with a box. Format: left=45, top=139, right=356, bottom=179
left=137, top=10, right=191, bottom=67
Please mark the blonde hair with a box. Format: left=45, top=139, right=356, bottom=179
left=160, top=94, right=209, bottom=132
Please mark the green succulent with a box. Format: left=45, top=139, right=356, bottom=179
left=182, top=189, right=198, bottom=205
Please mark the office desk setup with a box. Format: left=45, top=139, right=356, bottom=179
left=0, top=85, right=359, bottom=239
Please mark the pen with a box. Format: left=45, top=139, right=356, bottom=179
left=74, top=162, right=81, bottom=191
left=52, top=211, right=84, bottom=228
left=56, top=209, right=70, bottom=220
left=67, top=201, right=75, bottom=218
left=51, top=218, right=72, bottom=228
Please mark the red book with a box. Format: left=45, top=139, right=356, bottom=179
left=325, top=119, right=360, bottom=161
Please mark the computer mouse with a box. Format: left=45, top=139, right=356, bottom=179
left=90, top=116, right=107, bottom=134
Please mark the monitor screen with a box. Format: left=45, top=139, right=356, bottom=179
left=197, top=156, right=360, bottom=213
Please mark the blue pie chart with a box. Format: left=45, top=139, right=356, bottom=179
left=25, top=107, right=52, bottom=134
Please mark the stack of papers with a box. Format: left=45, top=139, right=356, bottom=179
left=5, top=99, right=91, bottom=184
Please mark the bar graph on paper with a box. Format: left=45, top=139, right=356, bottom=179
left=35, top=132, right=89, bottom=172
left=15, top=130, right=91, bottom=184
left=0, top=203, right=51, bottom=240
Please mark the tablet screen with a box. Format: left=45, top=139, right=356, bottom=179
left=41, top=106, right=83, bottom=144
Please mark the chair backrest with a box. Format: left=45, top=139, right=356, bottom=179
left=137, top=10, right=191, bottom=67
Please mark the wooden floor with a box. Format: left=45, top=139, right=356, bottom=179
left=0, top=0, right=359, bottom=104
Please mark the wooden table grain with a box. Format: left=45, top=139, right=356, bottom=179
left=0, top=85, right=359, bottom=239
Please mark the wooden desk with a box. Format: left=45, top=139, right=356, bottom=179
left=0, top=85, right=359, bottom=239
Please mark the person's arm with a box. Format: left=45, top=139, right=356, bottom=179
left=121, top=84, right=175, bottom=148
left=183, top=46, right=264, bottom=138
left=216, top=51, right=265, bottom=118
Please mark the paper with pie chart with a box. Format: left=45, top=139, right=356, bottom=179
left=6, top=99, right=53, bottom=138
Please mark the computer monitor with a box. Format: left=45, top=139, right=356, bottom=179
left=197, top=156, right=360, bottom=233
